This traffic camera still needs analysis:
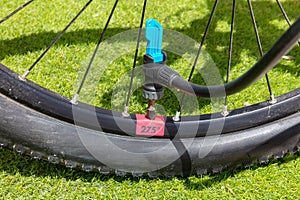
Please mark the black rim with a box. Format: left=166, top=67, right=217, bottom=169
left=1, top=63, right=300, bottom=138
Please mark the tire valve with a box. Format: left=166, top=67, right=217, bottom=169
left=145, top=99, right=156, bottom=120
left=142, top=18, right=165, bottom=120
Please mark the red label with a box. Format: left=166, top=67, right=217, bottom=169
left=136, top=114, right=165, bottom=137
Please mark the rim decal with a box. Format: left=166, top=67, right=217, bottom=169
left=136, top=114, right=165, bottom=137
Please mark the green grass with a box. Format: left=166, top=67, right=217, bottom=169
left=0, top=149, right=299, bottom=199
left=0, top=0, right=299, bottom=199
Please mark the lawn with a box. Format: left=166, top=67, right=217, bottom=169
left=0, top=0, right=299, bottom=199
left=0, top=149, right=299, bottom=199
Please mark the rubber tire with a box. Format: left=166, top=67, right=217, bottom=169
left=0, top=92, right=299, bottom=177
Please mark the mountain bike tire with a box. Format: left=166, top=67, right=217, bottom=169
left=0, top=63, right=299, bottom=177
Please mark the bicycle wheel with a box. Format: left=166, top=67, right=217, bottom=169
left=0, top=0, right=299, bottom=177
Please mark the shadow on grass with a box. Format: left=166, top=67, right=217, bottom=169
left=0, top=28, right=131, bottom=61
left=184, top=151, right=300, bottom=190
left=0, top=147, right=299, bottom=190
left=175, top=0, right=300, bottom=79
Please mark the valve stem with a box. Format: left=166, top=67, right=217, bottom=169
left=145, top=99, right=156, bottom=120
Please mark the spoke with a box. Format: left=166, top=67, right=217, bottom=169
left=276, top=0, right=292, bottom=26
left=122, top=0, right=148, bottom=117
left=222, top=0, right=236, bottom=116
left=187, top=0, right=219, bottom=82
left=174, top=0, right=219, bottom=121
left=226, top=0, right=236, bottom=84
left=0, top=0, right=34, bottom=24
left=248, top=0, right=276, bottom=103
left=71, top=0, right=119, bottom=104
left=276, top=0, right=300, bottom=46
left=20, top=0, right=93, bottom=81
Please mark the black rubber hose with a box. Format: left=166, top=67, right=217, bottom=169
left=171, top=17, right=300, bottom=98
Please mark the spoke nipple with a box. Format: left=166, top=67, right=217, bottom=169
left=269, top=94, right=277, bottom=104
left=18, top=70, right=30, bottom=81
left=221, top=105, right=229, bottom=117
left=122, top=106, right=130, bottom=118
left=173, top=111, right=181, bottom=122
left=70, top=94, right=79, bottom=105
